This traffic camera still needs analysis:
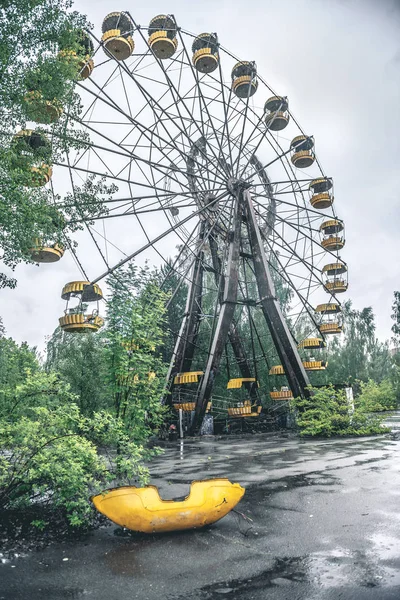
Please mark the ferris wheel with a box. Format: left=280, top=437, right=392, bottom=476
left=18, top=12, right=348, bottom=434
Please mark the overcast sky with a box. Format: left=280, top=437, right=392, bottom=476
left=1, top=0, right=399, bottom=352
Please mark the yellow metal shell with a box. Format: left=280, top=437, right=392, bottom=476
left=303, top=360, right=327, bottom=371
left=228, top=405, right=262, bottom=417
left=29, top=241, right=64, bottom=263
left=57, top=50, right=94, bottom=80
left=324, top=280, right=348, bottom=293
left=192, top=47, right=219, bottom=73
left=149, top=31, right=178, bottom=59
left=319, top=323, right=342, bottom=334
left=102, top=30, right=134, bottom=60
left=310, top=192, right=334, bottom=209
left=290, top=135, right=314, bottom=150
left=291, top=150, right=315, bottom=168
left=264, top=96, right=288, bottom=112
left=309, top=178, right=333, bottom=193
left=24, top=91, right=63, bottom=124
left=320, top=219, right=343, bottom=233
left=29, top=165, right=53, bottom=187
left=91, top=479, right=245, bottom=533
left=315, top=303, right=341, bottom=314
left=270, top=390, right=293, bottom=400
left=78, top=57, right=94, bottom=79
left=173, top=371, right=204, bottom=384
left=298, top=337, right=326, bottom=349
left=321, top=236, right=345, bottom=251
left=265, top=111, right=289, bottom=131
left=173, top=402, right=211, bottom=412
left=227, top=377, right=257, bottom=389
left=61, top=281, right=103, bottom=301
left=59, top=313, right=104, bottom=333
left=232, top=75, right=258, bottom=98
left=322, top=262, right=347, bottom=275
left=269, top=365, right=285, bottom=375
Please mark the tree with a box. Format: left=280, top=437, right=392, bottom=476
left=0, top=1, right=112, bottom=288
left=0, top=372, right=152, bottom=526
left=45, top=326, right=108, bottom=416
left=356, top=379, right=397, bottom=412
left=158, top=259, right=188, bottom=363
left=391, top=291, right=400, bottom=343
left=104, top=264, right=169, bottom=437
left=0, top=335, right=39, bottom=413
left=324, top=301, right=392, bottom=385
left=0, top=332, right=163, bottom=527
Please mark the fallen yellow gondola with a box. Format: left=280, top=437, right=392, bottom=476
left=91, top=478, right=245, bottom=533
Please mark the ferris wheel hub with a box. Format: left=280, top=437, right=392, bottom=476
left=226, top=177, right=251, bottom=196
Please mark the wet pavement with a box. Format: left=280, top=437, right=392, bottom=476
left=1, top=413, right=400, bottom=599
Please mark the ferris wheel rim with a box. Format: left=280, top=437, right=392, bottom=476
left=44, top=16, right=346, bottom=345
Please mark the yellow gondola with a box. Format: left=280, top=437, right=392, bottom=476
left=270, top=389, right=293, bottom=400
left=264, top=96, right=289, bottom=131
left=58, top=31, right=94, bottom=80
left=29, top=240, right=64, bottom=263
left=298, top=337, right=326, bottom=349
left=227, top=405, right=262, bottom=417
left=319, top=322, right=343, bottom=334
left=102, top=12, right=134, bottom=60
left=91, top=479, right=245, bottom=533
left=173, top=371, right=204, bottom=384
left=290, top=135, right=315, bottom=168
left=315, top=303, right=341, bottom=314
left=173, top=402, right=212, bottom=412
left=11, top=130, right=53, bottom=187
left=315, top=303, right=343, bottom=334
left=231, top=61, right=258, bottom=98
left=192, top=33, right=219, bottom=73
left=148, top=15, right=178, bottom=59
left=303, top=360, right=327, bottom=371
left=23, top=91, right=63, bottom=124
left=60, top=281, right=104, bottom=333
left=322, top=262, right=348, bottom=294
left=226, top=377, right=258, bottom=389
left=270, top=361, right=327, bottom=372
left=59, top=313, right=104, bottom=333
left=269, top=365, right=285, bottom=375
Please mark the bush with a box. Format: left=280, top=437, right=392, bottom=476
left=356, top=379, right=397, bottom=412
left=0, top=371, right=157, bottom=527
left=292, top=385, right=390, bottom=437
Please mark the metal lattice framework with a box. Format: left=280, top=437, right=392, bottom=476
left=44, top=13, right=347, bottom=434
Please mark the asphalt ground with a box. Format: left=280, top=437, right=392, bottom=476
left=1, top=413, right=400, bottom=600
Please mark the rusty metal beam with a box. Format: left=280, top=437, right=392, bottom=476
left=243, top=188, right=311, bottom=399
left=190, top=191, right=242, bottom=434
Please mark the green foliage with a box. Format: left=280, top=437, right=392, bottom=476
left=0, top=266, right=171, bottom=527
left=45, top=326, right=108, bottom=416
left=104, top=264, right=169, bottom=436
left=0, top=336, right=39, bottom=412
left=356, top=379, right=397, bottom=412
left=0, top=400, right=153, bottom=526
left=391, top=291, right=400, bottom=343
left=0, top=1, right=113, bottom=288
left=323, top=301, right=392, bottom=385
left=0, top=366, right=158, bottom=527
left=292, top=386, right=390, bottom=437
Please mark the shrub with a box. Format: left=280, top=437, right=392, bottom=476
left=292, top=385, right=390, bottom=437
left=356, top=379, right=397, bottom=412
left=0, top=371, right=157, bottom=527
